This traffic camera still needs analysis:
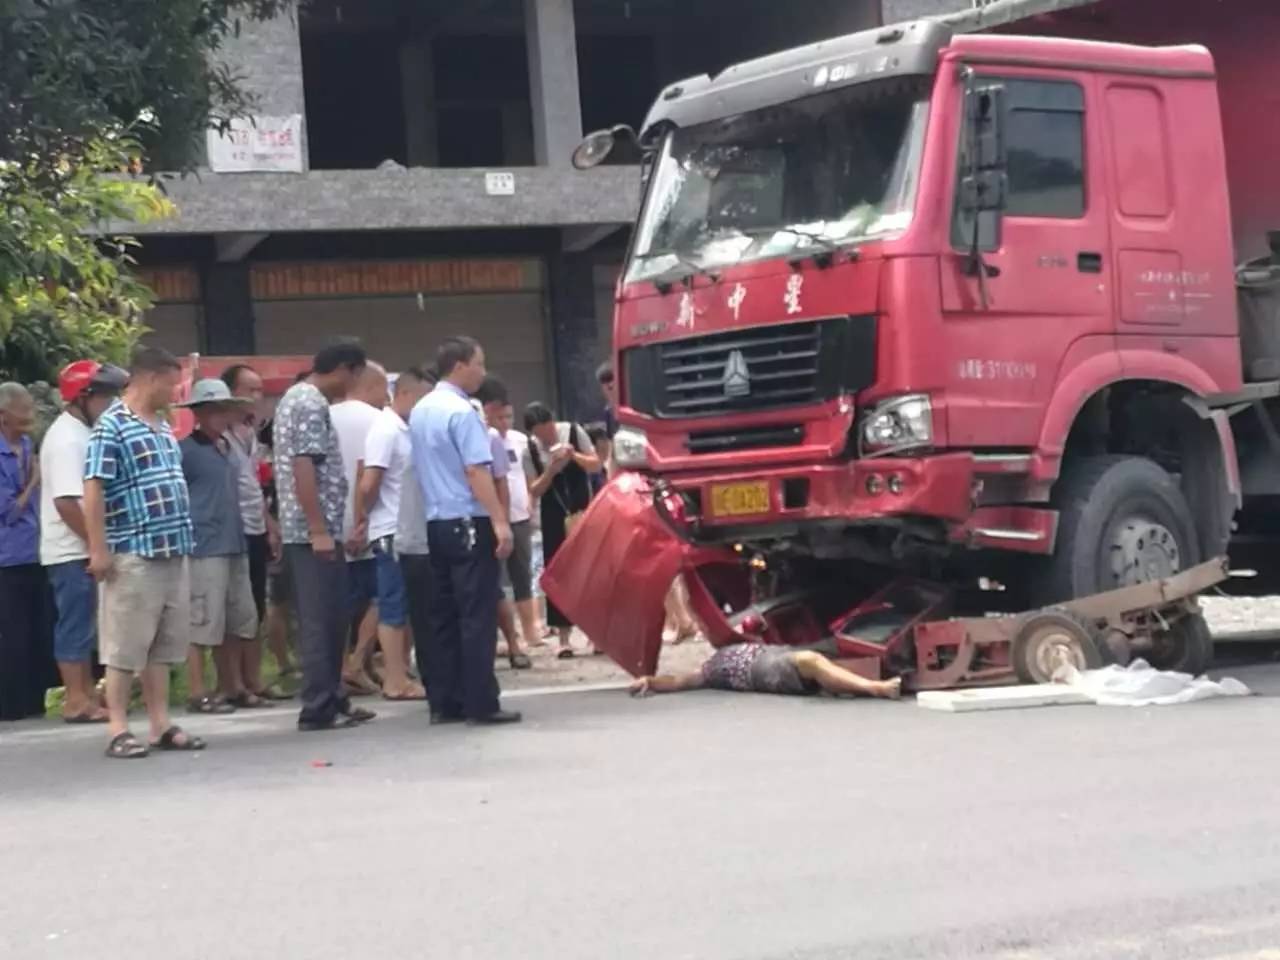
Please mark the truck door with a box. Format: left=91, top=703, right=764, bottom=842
left=940, top=74, right=1113, bottom=449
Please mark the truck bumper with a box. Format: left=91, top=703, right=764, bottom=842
left=664, top=452, right=977, bottom=533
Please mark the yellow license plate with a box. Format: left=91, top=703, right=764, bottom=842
left=709, top=481, right=771, bottom=518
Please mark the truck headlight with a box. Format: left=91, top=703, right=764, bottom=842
left=860, top=394, right=933, bottom=456
left=612, top=426, right=650, bottom=468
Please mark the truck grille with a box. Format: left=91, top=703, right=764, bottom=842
left=623, top=315, right=876, bottom=420
left=660, top=322, right=821, bottom=415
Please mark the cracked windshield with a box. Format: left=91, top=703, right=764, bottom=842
left=627, top=79, right=931, bottom=284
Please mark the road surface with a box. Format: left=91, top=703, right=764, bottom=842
left=3, top=662, right=1280, bottom=960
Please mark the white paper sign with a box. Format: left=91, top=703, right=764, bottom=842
left=206, top=115, right=304, bottom=173
left=485, top=171, right=516, bottom=196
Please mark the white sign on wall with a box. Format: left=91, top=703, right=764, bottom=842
left=485, top=171, right=516, bottom=196
left=206, top=115, right=304, bottom=173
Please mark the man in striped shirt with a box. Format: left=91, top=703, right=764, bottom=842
left=85, top=346, right=202, bottom=759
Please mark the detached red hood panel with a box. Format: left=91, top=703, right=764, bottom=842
left=541, top=474, right=685, bottom=677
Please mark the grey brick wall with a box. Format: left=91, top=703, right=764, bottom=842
left=117, top=167, right=641, bottom=234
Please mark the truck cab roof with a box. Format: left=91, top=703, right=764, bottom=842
left=641, top=19, right=1215, bottom=141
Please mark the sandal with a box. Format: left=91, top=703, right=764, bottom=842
left=341, top=705, right=377, bottom=723
left=255, top=683, right=295, bottom=701
left=187, top=696, right=236, bottom=715
left=64, top=710, right=109, bottom=725
left=342, top=672, right=379, bottom=697
left=382, top=685, right=427, bottom=702
left=509, top=652, right=533, bottom=670
left=105, top=731, right=149, bottom=759
left=151, top=726, right=206, bottom=751
left=556, top=647, right=575, bottom=660
left=226, top=691, right=275, bottom=710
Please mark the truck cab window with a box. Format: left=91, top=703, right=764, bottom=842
left=953, top=78, right=1086, bottom=249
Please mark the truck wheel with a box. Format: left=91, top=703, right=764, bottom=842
left=1011, top=609, right=1109, bottom=684
left=1147, top=611, right=1214, bottom=676
left=1037, top=455, right=1201, bottom=605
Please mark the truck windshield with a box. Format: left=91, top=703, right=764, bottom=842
left=627, top=79, right=930, bottom=284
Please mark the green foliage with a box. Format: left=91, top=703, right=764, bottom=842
left=0, top=0, right=295, bottom=381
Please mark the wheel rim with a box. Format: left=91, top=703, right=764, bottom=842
left=1024, top=624, right=1091, bottom=680
left=1108, top=517, right=1181, bottom=587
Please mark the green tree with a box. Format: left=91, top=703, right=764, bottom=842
left=0, top=0, right=295, bottom=382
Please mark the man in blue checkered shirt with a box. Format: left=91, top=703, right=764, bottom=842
left=84, top=346, right=203, bottom=759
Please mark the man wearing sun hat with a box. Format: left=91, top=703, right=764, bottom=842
left=177, top=378, right=266, bottom=713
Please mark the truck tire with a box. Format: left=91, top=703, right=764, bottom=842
left=1036, top=455, right=1202, bottom=606
left=1011, top=608, right=1110, bottom=684
left=1147, top=611, right=1214, bottom=676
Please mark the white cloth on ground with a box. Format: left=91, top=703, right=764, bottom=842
left=1053, top=658, right=1251, bottom=706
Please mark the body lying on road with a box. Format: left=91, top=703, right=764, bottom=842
left=630, top=643, right=902, bottom=700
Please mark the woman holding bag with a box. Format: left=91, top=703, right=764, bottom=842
left=522, top=402, right=601, bottom=659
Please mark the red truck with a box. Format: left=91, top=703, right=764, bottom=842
left=555, top=19, right=1280, bottom=682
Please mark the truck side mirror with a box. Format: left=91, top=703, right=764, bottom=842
left=571, top=124, right=639, bottom=170
left=960, top=82, right=1008, bottom=214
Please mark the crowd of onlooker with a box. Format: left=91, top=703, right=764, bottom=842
left=0, top=335, right=680, bottom=755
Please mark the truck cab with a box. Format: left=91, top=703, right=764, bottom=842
left=567, top=18, right=1276, bottom=674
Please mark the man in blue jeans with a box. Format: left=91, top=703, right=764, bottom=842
left=39, top=361, right=127, bottom=723
left=352, top=366, right=431, bottom=700
left=409, top=336, right=518, bottom=726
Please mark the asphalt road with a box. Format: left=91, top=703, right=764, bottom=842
left=4, top=664, right=1280, bottom=960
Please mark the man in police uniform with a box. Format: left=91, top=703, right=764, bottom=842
left=409, top=337, right=518, bottom=726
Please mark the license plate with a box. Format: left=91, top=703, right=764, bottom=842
left=709, top=481, right=771, bottom=518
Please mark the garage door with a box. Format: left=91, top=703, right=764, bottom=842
left=251, top=258, right=551, bottom=411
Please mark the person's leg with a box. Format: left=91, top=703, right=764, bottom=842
left=506, top=522, right=534, bottom=662
left=400, top=554, right=432, bottom=689
left=516, top=600, right=539, bottom=654
left=241, top=534, right=268, bottom=694
left=666, top=577, right=698, bottom=643
left=373, top=547, right=420, bottom=698
left=791, top=651, right=902, bottom=699
left=321, top=550, right=352, bottom=715
left=222, top=554, right=263, bottom=703
left=265, top=553, right=295, bottom=675
left=456, top=520, right=503, bottom=720
left=149, top=557, right=203, bottom=744
left=49, top=561, right=104, bottom=719
left=103, top=668, right=134, bottom=738
left=186, top=646, right=209, bottom=701
left=0, top=568, right=41, bottom=719
left=288, top=545, right=344, bottom=725
left=343, top=561, right=379, bottom=692
left=425, top=523, right=463, bottom=719
left=97, top=555, right=163, bottom=741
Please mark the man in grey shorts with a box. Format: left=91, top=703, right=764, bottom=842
left=84, top=346, right=204, bottom=758
left=178, top=380, right=266, bottom=712
left=629, top=643, right=903, bottom=700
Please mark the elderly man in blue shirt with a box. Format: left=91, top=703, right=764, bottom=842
left=409, top=336, right=518, bottom=726
left=0, top=381, right=53, bottom=721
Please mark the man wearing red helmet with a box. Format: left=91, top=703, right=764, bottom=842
left=39, top=360, right=127, bottom=722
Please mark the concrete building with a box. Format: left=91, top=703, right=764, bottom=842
left=134, top=0, right=884, bottom=418
left=134, top=0, right=1280, bottom=417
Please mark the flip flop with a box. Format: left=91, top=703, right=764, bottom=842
left=226, top=691, right=275, bottom=710
left=382, top=687, right=427, bottom=702
left=187, top=696, right=236, bottom=715
left=255, top=683, right=295, bottom=701
left=150, top=726, right=206, bottom=752
left=64, top=711, right=108, bottom=725
left=556, top=647, right=575, bottom=660
left=509, top=653, right=533, bottom=670
left=105, top=731, right=149, bottom=759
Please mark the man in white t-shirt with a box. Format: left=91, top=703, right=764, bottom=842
left=40, top=361, right=127, bottom=722
left=353, top=367, right=430, bottom=699
left=478, top=378, right=537, bottom=667
left=330, top=361, right=387, bottom=694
